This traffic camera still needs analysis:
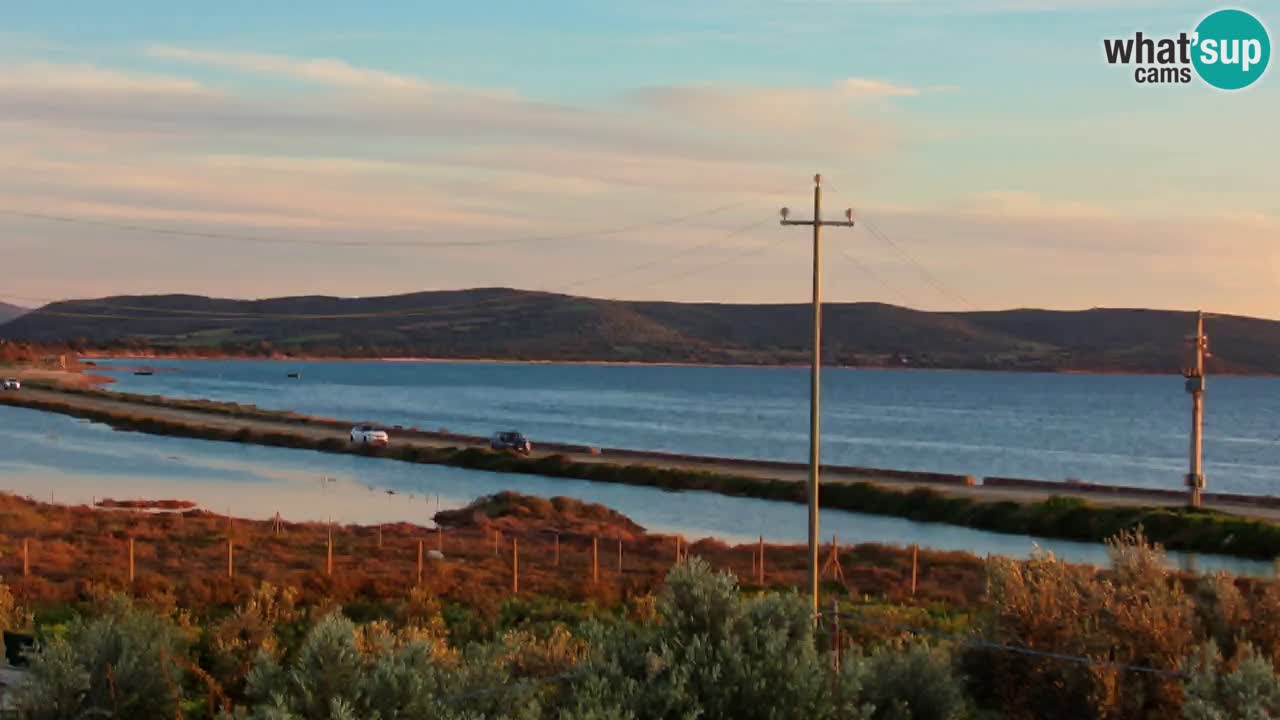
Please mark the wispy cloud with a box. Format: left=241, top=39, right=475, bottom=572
left=147, top=46, right=429, bottom=91
left=0, top=62, right=210, bottom=95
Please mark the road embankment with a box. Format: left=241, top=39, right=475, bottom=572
left=4, top=384, right=1280, bottom=558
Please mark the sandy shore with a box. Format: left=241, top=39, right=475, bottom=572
left=10, top=368, right=114, bottom=387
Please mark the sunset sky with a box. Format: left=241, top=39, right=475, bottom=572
left=1, top=0, right=1276, bottom=316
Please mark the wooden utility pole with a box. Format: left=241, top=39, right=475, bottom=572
left=781, top=174, right=856, bottom=616
left=1183, top=311, right=1208, bottom=507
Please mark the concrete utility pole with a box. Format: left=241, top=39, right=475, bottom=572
left=1183, top=310, right=1208, bottom=507
left=780, top=174, right=855, bottom=616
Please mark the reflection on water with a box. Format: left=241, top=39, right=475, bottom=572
left=0, top=404, right=1273, bottom=577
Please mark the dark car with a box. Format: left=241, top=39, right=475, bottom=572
left=490, top=431, right=533, bottom=454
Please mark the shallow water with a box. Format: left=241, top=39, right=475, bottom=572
left=94, top=359, right=1280, bottom=496
left=1, top=403, right=1271, bottom=577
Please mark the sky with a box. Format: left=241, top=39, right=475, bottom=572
left=1, top=0, right=1277, bottom=316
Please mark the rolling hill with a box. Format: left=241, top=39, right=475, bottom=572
left=2, top=288, right=1275, bottom=373
left=0, top=301, right=26, bottom=324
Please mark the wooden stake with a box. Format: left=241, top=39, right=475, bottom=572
left=128, top=537, right=135, bottom=584
left=22, top=538, right=29, bottom=578
left=617, top=539, right=623, bottom=573
left=512, top=538, right=520, bottom=594
left=227, top=536, right=234, bottom=579
left=326, top=522, right=334, bottom=577
left=554, top=532, right=560, bottom=567
left=831, top=598, right=841, bottom=672
left=437, top=526, right=443, bottom=552
left=493, top=530, right=499, bottom=557
left=417, top=539, right=424, bottom=586
left=758, top=535, right=765, bottom=586
left=911, top=544, right=919, bottom=596
left=378, top=524, right=383, bottom=549
left=592, top=537, right=599, bottom=584
left=821, top=534, right=845, bottom=583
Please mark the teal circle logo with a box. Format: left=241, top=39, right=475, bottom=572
left=1192, top=9, right=1270, bottom=90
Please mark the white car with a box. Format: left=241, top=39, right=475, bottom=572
left=350, top=425, right=389, bottom=447
left=1, top=379, right=20, bottom=391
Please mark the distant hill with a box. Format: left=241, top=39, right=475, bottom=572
left=1, top=288, right=1274, bottom=373
left=0, top=301, right=26, bottom=324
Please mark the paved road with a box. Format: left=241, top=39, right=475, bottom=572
left=4, top=384, right=1280, bottom=522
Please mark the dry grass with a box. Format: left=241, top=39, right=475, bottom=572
left=0, top=492, right=984, bottom=618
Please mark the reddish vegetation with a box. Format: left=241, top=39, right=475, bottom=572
left=95, top=498, right=198, bottom=511
left=0, top=491, right=987, bottom=615
left=434, top=492, right=647, bottom=541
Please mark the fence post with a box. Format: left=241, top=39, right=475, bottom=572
left=758, top=535, right=765, bottom=586
left=554, top=532, right=560, bottom=567
left=417, top=539, right=424, bottom=586
left=911, top=544, right=919, bottom=596
left=128, top=537, right=135, bottom=584
left=378, top=525, right=383, bottom=549
left=326, top=522, right=334, bottom=577
left=493, top=530, right=499, bottom=557
left=831, top=598, right=841, bottom=672
left=617, top=539, right=623, bottom=573
left=22, top=538, right=29, bottom=578
left=592, top=537, right=599, bottom=584
left=512, top=538, right=519, bottom=595
left=227, top=536, right=234, bottom=579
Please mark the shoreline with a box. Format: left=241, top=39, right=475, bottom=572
left=4, top=383, right=1280, bottom=558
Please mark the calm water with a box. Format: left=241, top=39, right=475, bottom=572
left=95, top=359, right=1280, bottom=495
left=0, top=403, right=1269, bottom=576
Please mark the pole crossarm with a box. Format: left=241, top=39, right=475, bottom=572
left=780, top=220, right=856, bottom=227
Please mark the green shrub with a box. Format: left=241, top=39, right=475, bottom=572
left=13, top=595, right=186, bottom=720
left=855, top=642, right=967, bottom=720
left=1183, top=641, right=1280, bottom=720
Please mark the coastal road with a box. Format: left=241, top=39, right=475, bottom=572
left=4, top=381, right=1280, bottom=523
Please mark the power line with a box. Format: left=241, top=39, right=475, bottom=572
left=0, top=197, right=753, bottom=250
left=628, top=224, right=784, bottom=291
left=561, top=218, right=771, bottom=293
left=0, top=218, right=778, bottom=322
left=856, top=214, right=977, bottom=310
left=832, top=245, right=913, bottom=308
